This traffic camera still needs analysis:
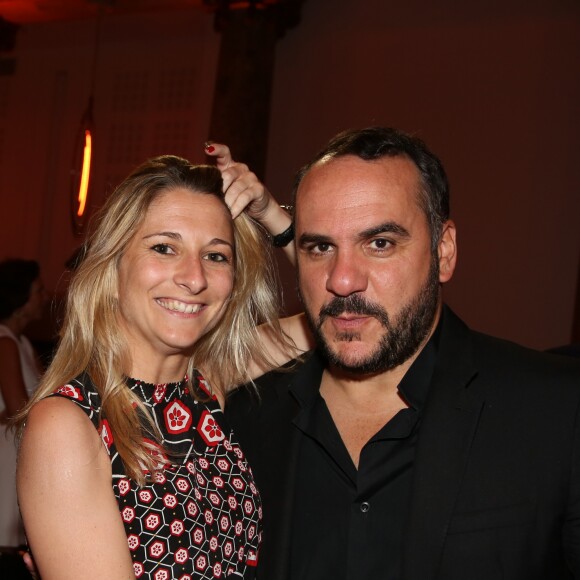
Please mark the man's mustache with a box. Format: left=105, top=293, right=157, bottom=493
left=319, top=294, right=390, bottom=328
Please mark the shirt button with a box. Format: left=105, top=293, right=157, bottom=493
left=360, top=501, right=370, bottom=513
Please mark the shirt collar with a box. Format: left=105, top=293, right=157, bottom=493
left=288, top=350, right=326, bottom=408
left=397, top=323, right=440, bottom=411
left=289, top=319, right=441, bottom=412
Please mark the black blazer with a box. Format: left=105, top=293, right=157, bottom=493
left=225, top=307, right=580, bottom=579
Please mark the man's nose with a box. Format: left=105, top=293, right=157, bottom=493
left=325, top=250, right=368, bottom=297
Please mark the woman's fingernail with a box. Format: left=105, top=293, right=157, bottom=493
left=205, top=142, right=215, bottom=153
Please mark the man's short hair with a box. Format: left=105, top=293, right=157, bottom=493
left=292, top=126, right=450, bottom=250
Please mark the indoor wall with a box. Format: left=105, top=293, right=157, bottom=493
left=0, top=0, right=578, bottom=351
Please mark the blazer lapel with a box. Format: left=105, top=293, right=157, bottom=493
left=403, top=307, right=484, bottom=580
left=262, top=352, right=327, bottom=580
left=260, top=379, right=302, bottom=580
left=249, top=353, right=327, bottom=580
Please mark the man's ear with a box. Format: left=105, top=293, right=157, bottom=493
left=438, top=220, right=457, bottom=283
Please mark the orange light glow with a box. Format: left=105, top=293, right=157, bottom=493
left=77, top=129, right=92, bottom=217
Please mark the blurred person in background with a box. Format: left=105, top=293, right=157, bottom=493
left=0, top=258, right=46, bottom=548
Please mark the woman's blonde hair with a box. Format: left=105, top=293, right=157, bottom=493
left=15, top=155, right=283, bottom=483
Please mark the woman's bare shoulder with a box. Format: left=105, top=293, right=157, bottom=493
left=17, top=397, right=134, bottom=579
left=18, top=396, right=105, bottom=476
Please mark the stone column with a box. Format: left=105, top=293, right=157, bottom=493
left=573, top=261, right=580, bottom=343
left=206, top=0, right=303, bottom=179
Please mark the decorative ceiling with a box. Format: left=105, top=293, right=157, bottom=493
left=0, top=0, right=207, bottom=24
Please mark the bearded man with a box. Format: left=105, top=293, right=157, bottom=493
left=222, top=127, right=580, bottom=580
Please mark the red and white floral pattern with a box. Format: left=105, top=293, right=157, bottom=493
left=198, top=410, right=225, bottom=446
left=55, top=383, right=84, bottom=401
left=52, top=372, right=261, bottom=579
left=164, top=399, right=193, bottom=434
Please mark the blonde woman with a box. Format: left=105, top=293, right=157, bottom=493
left=15, top=155, right=306, bottom=580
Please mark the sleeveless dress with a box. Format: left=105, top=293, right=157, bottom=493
left=0, top=324, right=40, bottom=546
left=51, top=371, right=262, bottom=580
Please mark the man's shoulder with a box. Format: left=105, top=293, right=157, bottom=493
left=225, top=353, right=316, bottom=425
left=224, top=355, right=319, bottom=466
left=231, top=351, right=322, bottom=400
left=442, top=306, right=580, bottom=390
left=229, top=359, right=300, bottom=403
left=472, top=329, right=580, bottom=376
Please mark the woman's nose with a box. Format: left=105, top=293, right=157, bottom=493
left=174, top=256, right=208, bottom=294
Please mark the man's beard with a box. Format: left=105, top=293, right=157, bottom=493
left=299, top=256, right=440, bottom=375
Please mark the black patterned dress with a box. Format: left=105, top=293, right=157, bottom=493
left=51, top=371, right=262, bottom=580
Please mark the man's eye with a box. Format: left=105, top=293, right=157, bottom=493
left=311, top=243, right=332, bottom=254
left=151, top=243, right=173, bottom=255
left=368, top=238, right=392, bottom=251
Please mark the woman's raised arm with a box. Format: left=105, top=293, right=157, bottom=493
left=205, top=143, right=315, bottom=377
left=205, top=142, right=296, bottom=266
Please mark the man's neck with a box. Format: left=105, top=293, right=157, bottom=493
left=321, top=306, right=440, bottom=402
left=319, top=367, right=409, bottom=468
left=318, top=309, right=442, bottom=467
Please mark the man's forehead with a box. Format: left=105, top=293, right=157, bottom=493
left=296, top=154, right=422, bottom=212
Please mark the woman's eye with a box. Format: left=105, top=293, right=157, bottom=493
left=205, top=252, right=229, bottom=263
left=151, top=243, right=173, bottom=255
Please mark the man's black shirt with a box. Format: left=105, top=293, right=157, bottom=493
left=224, top=306, right=580, bottom=580
left=289, top=336, right=437, bottom=580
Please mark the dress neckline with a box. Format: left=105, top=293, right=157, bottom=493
left=124, top=372, right=215, bottom=403
left=126, top=376, right=188, bottom=389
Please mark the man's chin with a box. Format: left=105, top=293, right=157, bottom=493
left=321, top=342, right=382, bottom=374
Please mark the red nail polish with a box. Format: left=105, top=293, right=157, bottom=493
left=205, top=145, right=215, bottom=153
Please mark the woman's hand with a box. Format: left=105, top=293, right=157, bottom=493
left=204, top=142, right=277, bottom=221
left=205, top=143, right=312, bottom=364
left=205, top=142, right=295, bottom=264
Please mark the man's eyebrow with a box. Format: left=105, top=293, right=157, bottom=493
left=298, top=233, right=333, bottom=246
left=298, top=223, right=410, bottom=246
left=358, top=222, right=410, bottom=240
